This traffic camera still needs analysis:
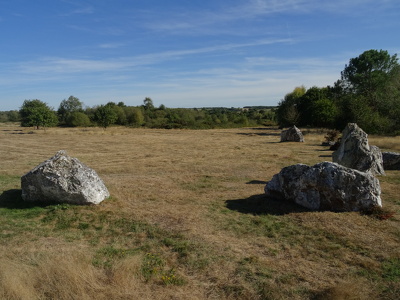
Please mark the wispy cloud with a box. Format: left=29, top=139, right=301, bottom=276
left=142, top=0, right=398, bottom=35
left=60, top=2, right=94, bottom=17
left=98, top=43, right=125, bottom=49
left=17, top=38, right=292, bottom=74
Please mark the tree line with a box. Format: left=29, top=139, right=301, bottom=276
left=1, top=97, right=276, bottom=130
left=276, top=49, right=400, bottom=134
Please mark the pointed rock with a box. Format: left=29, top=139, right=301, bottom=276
left=280, top=125, right=304, bottom=142
left=332, top=123, right=385, bottom=175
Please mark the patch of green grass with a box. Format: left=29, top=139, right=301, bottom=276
left=162, top=236, right=191, bottom=258
left=181, top=175, right=221, bottom=191
left=162, top=234, right=214, bottom=272
left=93, top=245, right=141, bottom=268
left=0, top=175, right=20, bottom=189
left=141, top=253, right=165, bottom=281
left=161, top=268, right=186, bottom=286
left=381, top=173, right=400, bottom=184
left=217, top=212, right=299, bottom=239
left=382, top=258, right=400, bottom=281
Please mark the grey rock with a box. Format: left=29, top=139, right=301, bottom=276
left=265, top=161, right=382, bottom=211
left=382, top=152, right=400, bottom=170
left=332, top=123, right=385, bottom=175
left=280, top=125, right=304, bottom=142
left=21, top=150, right=109, bottom=205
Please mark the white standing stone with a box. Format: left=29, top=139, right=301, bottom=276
left=265, top=161, right=382, bottom=211
left=21, top=150, right=109, bottom=205
left=332, top=123, right=385, bottom=175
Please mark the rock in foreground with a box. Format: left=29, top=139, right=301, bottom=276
left=280, top=125, right=304, bottom=142
left=332, top=123, right=385, bottom=175
left=264, top=161, right=381, bottom=211
left=21, top=150, right=109, bottom=205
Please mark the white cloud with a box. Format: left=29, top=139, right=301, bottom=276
left=15, top=38, right=292, bottom=75
left=98, top=43, right=125, bottom=49
left=141, top=0, right=398, bottom=36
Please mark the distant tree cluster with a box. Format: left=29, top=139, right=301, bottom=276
left=10, top=96, right=276, bottom=130
left=276, top=49, right=400, bottom=134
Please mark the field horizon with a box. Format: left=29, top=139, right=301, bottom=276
left=1, top=124, right=399, bottom=299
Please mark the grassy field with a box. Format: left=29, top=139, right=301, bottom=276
left=0, top=124, right=399, bottom=299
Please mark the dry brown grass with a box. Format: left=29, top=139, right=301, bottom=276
left=1, top=125, right=399, bottom=299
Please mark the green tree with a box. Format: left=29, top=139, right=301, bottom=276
left=104, top=102, right=127, bottom=125
left=68, top=111, right=92, bottom=127
left=19, top=99, right=58, bottom=129
left=143, top=97, right=154, bottom=110
left=311, top=98, right=339, bottom=128
left=276, top=86, right=306, bottom=127
left=7, top=110, right=20, bottom=122
left=296, top=86, right=330, bottom=126
left=94, top=104, right=118, bottom=129
left=340, top=49, right=398, bottom=98
left=337, top=49, right=400, bottom=133
left=58, top=96, right=83, bottom=126
left=125, top=107, right=145, bottom=127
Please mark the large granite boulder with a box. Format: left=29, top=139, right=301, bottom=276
left=332, top=123, right=385, bottom=175
left=382, top=152, right=400, bottom=170
left=21, top=150, right=109, bottom=205
left=280, top=125, right=304, bottom=142
left=264, top=161, right=382, bottom=212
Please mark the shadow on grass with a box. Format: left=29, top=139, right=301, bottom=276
left=237, top=132, right=281, bottom=137
left=225, top=194, right=308, bottom=216
left=246, top=180, right=268, bottom=185
left=237, top=127, right=281, bottom=137
left=0, top=189, right=43, bottom=209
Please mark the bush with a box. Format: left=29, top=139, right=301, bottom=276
left=68, top=112, right=92, bottom=127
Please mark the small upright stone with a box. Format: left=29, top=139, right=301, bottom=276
left=21, top=150, right=109, bottom=205
left=280, top=125, right=304, bottom=142
left=332, top=123, right=385, bottom=175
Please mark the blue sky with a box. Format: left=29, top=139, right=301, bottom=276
left=1, top=0, right=399, bottom=111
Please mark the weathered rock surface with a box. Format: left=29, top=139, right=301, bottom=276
left=264, top=161, right=382, bottom=211
left=280, top=125, right=304, bottom=142
left=382, top=152, right=400, bottom=170
left=21, top=150, right=109, bottom=205
left=332, top=123, right=385, bottom=175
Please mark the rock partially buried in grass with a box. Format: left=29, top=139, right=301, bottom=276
left=21, top=150, right=109, bottom=205
left=264, top=161, right=381, bottom=212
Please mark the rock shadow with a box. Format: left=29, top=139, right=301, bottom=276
left=246, top=180, right=268, bottom=185
left=0, top=189, right=43, bottom=209
left=236, top=127, right=281, bottom=137
left=237, top=132, right=281, bottom=137
left=225, top=194, right=308, bottom=216
left=2, top=129, right=34, bottom=134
